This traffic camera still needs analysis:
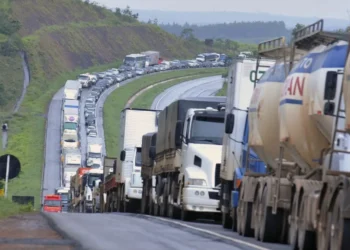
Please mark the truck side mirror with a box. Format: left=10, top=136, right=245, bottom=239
left=149, top=146, right=156, bottom=160
left=113, top=160, right=117, bottom=174
left=92, top=180, right=96, bottom=186
left=175, top=121, right=184, bottom=147
left=324, top=102, right=335, bottom=115
left=324, top=71, right=337, bottom=100
left=120, top=150, right=126, bottom=161
left=225, top=114, right=235, bottom=134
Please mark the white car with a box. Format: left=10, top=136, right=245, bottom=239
left=136, top=69, right=144, bottom=75
left=87, top=130, right=97, bottom=137
left=86, top=126, right=96, bottom=134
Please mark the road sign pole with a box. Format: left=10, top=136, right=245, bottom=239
left=4, top=154, right=10, bottom=198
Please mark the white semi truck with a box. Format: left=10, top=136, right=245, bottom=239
left=219, top=57, right=275, bottom=229
left=103, top=108, right=159, bottom=213
left=62, top=99, right=79, bottom=125
left=64, top=80, right=81, bottom=100
left=61, top=148, right=82, bottom=188
left=220, top=19, right=350, bottom=250
left=80, top=168, right=104, bottom=213
left=147, top=97, right=226, bottom=220
left=86, top=137, right=104, bottom=168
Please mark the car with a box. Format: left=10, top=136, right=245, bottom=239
left=126, top=72, right=132, bottom=78
left=87, top=130, right=97, bottom=137
left=130, top=71, right=137, bottom=78
left=85, top=97, right=95, bottom=105
left=86, top=125, right=96, bottom=134
left=84, top=103, right=95, bottom=113
left=85, top=114, right=95, bottom=126
left=84, top=110, right=95, bottom=118
left=105, top=77, right=114, bottom=86
left=136, top=68, right=144, bottom=75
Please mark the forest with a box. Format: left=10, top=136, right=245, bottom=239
left=158, top=21, right=292, bottom=43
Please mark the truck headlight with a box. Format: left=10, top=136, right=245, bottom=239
left=187, top=178, right=207, bottom=186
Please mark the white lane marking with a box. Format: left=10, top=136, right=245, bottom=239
left=146, top=216, right=270, bottom=250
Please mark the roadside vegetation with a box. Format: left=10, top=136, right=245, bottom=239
left=104, top=68, right=225, bottom=157
left=216, top=80, right=228, bottom=96
left=0, top=198, right=34, bottom=219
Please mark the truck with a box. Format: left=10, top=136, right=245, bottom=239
left=99, top=157, right=118, bottom=213
left=222, top=19, right=350, bottom=250
left=62, top=99, right=80, bottom=125
left=140, top=132, right=157, bottom=214
left=78, top=73, right=94, bottom=88
left=86, top=137, right=104, bottom=168
left=70, top=167, right=91, bottom=212
left=80, top=168, right=104, bottom=213
left=42, top=195, right=62, bottom=213
left=55, top=187, right=71, bottom=212
left=61, top=129, right=79, bottom=151
left=148, top=97, right=226, bottom=220
left=61, top=148, right=82, bottom=188
left=219, top=57, right=275, bottom=230
left=64, top=80, right=81, bottom=100
left=141, top=51, right=160, bottom=66
left=103, top=108, right=159, bottom=213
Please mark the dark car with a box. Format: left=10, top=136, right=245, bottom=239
left=85, top=114, right=95, bottom=126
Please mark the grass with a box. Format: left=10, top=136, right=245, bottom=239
left=0, top=197, right=34, bottom=219
left=2, top=60, right=121, bottom=210
left=130, top=73, right=221, bottom=109
left=0, top=55, right=24, bottom=112
left=104, top=68, right=225, bottom=157
left=216, top=80, right=228, bottom=96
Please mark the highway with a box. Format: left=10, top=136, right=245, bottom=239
left=42, top=73, right=290, bottom=250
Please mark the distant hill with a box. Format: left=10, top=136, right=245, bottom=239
left=135, top=9, right=350, bottom=30
left=159, top=22, right=291, bottom=44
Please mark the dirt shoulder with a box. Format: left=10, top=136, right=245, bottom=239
left=0, top=213, right=76, bottom=250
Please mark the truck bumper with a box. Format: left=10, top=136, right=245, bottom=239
left=183, top=187, right=220, bottom=213
left=126, top=187, right=142, bottom=200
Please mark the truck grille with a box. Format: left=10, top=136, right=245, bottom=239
left=208, top=191, right=220, bottom=200
left=215, top=164, right=221, bottom=186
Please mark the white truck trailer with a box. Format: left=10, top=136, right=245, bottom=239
left=61, top=148, right=82, bottom=188
left=61, top=129, right=79, bottom=151
left=219, top=57, right=275, bottom=229
left=64, top=80, right=81, bottom=100
left=141, top=51, right=160, bottom=66
left=62, top=100, right=80, bottom=125
left=86, top=137, right=104, bottom=168
left=148, top=97, right=226, bottom=220
left=103, top=108, right=159, bottom=213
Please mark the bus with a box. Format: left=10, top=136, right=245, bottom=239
left=196, top=53, right=220, bottom=62
left=123, top=54, right=147, bottom=68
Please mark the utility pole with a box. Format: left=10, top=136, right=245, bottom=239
left=4, top=154, right=10, bottom=198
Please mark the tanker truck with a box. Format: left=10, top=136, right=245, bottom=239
left=223, top=19, right=350, bottom=250
left=150, top=97, right=226, bottom=220
left=219, top=56, right=275, bottom=230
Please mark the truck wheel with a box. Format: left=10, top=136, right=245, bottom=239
left=222, top=211, right=232, bottom=229
left=181, top=206, right=195, bottom=221
left=153, top=199, right=159, bottom=216
left=141, top=180, right=148, bottom=214
left=160, top=183, right=168, bottom=217
left=289, top=192, right=299, bottom=248
left=231, top=208, right=237, bottom=232
left=317, top=198, right=331, bottom=250
left=329, top=190, right=350, bottom=250
left=297, top=195, right=316, bottom=250
left=242, top=201, right=254, bottom=237
left=148, top=181, right=153, bottom=215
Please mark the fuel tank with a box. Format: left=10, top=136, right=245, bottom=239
left=279, top=41, right=348, bottom=170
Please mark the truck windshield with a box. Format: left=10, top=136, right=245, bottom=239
left=87, top=174, right=103, bottom=187
left=60, top=193, right=69, bottom=201
left=190, top=115, right=224, bottom=145
left=88, top=153, right=101, bottom=158
left=79, top=75, right=89, bottom=80
left=124, top=57, right=136, bottom=65
left=135, top=147, right=142, bottom=166
left=44, top=200, right=61, bottom=207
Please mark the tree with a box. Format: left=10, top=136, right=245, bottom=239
left=153, top=18, right=158, bottom=25
left=204, top=39, right=214, bottom=47
left=292, top=23, right=305, bottom=35
left=180, top=28, right=194, bottom=40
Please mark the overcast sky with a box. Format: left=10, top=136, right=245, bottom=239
left=94, top=0, right=350, bottom=20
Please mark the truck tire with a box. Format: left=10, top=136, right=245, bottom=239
left=160, top=182, right=168, bottom=217
left=241, top=201, right=254, bottom=237
left=297, top=195, right=316, bottom=250
left=222, top=212, right=232, bottom=229
left=141, top=180, right=148, bottom=214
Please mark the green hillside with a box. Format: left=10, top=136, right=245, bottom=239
left=0, top=0, right=227, bottom=208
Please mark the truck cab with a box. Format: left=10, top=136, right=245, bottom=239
left=120, top=147, right=143, bottom=201
left=82, top=169, right=104, bottom=213
left=43, top=195, right=62, bottom=213
left=55, top=187, right=71, bottom=212
left=78, top=73, right=93, bottom=88
left=176, top=107, right=225, bottom=214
